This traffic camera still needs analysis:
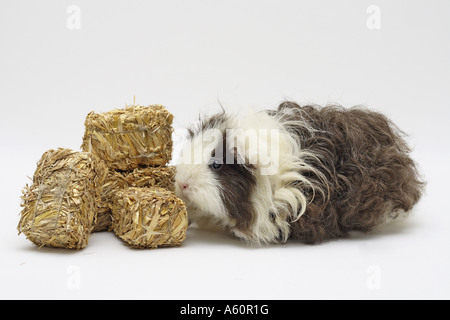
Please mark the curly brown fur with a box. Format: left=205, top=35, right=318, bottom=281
left=276, top=101, right=425, bottom=243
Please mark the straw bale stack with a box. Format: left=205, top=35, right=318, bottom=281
left=111, top=187, right=188, bottom=248
left=18, top=104, right=187, bottom=250
left=81, top=104, right=173, bottom=170
left=18, top=148, right=107, bottom=249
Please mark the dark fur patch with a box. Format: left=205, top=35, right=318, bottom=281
left=275, top=101, right=425, bottom=243
left=210, top=133, right=257, bottom=236
left=187, top=110, right=231, bottom=139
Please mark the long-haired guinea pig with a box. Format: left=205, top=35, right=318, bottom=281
left=175, top=101, right=425, bottom=245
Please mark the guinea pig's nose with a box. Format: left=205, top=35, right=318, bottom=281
left=177, top=181, right=189, bottom=191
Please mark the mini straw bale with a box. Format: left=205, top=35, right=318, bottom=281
left=18, top=148, right=107, bottom=249
left=124, top=165, right=176, bottom=192
left=81, top=104, right=173, bottom=170
left=111, top=187, right=187, bottom=249
left=95, top=166, right=176, bottom=232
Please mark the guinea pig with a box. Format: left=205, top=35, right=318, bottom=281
left=174, top=101, right=425, bottom=245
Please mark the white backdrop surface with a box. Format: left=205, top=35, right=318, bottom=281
left=1, top=0, right=449, bottom=299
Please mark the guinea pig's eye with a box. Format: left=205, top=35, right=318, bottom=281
left=209, top=160, right=223, bottom=170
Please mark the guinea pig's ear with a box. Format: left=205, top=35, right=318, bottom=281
left=225, top=137, right=259, bottom=173
left=229, top=128, right=280, bottom=176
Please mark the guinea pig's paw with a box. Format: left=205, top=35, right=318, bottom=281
left=229, top=228, right=261, bottom=246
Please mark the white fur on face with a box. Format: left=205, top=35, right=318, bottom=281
left=175, top=129, right=229, bottom=229
left=175, top=163, right=226, bottom=220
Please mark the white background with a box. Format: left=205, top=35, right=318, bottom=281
left=1, top=0, right=449, bottom=299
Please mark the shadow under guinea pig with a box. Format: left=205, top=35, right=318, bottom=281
left=184, top=210, right=423, bottom=248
